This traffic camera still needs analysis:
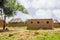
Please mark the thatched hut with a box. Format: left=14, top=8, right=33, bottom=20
left=8, top=18, right=25, bottom=27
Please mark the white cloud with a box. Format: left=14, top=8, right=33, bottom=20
left=24, top=14, right=32, bottom=19
left=35, top=9, right=52, bottom=19
left=53, top=9, right=60, bottom=19
left=17, top=0, right=60, bottom=9
left=16, top=0, right=60, bottom=22
left=31, top=0, right=58, bottom=9
left=31, top=0, right=46, bottom=9
left=15, top=11, right=32, bottom=21
left=17, top=0, right=31, bottom=8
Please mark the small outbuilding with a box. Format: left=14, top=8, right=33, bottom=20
left=27, top=19, right=54, bottom=30
left=54, top=20, right=60, bottom=28
left=54, top=23, right=60, bottom=28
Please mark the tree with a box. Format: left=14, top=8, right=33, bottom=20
left=24, top=20, right=28, bottom=24
left=0, top=0, right=28, bottom=30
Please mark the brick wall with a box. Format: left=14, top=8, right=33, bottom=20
left=0, top=20, right=4, bottom=28
left=8, top=22, right=26, bottom=27
left=27, top=19, right=54, bottom=30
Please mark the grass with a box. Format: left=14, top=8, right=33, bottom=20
left=0, top=26, right=60, bottom=40
left=30, top=32, right=60, bottom=40
left=6, top=26, right=27, bottom=30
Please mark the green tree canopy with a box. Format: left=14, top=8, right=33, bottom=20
left=0, top=0, right=28, bottom=30
left=3, top=0, right=28, bottom=17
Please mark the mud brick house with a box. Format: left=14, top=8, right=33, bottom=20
left=8, top=18, right=25, bottom=27
left=54, top=23, right=60, bottom=28
left=54, top=20, right=60, bottom=28
left=27, top=19, right=54, bottom=30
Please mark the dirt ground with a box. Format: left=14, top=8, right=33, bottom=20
left=0, top=27, right=60, bottom=35
left=0, top=27, right=60, bottom=40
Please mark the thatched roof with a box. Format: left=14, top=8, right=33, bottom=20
left=9, top=18, right=22, bottom=22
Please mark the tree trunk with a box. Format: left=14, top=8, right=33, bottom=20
left=3, top=15, right=6, bottom=30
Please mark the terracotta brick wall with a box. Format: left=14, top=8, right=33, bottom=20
left=27, top=19, right=54, bottom=30
left=8, top=22, right=26, bottom=27
left=0, top=20, right=4, bottom=28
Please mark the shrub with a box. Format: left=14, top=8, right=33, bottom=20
left=8, top=34, right=13, bottom=37
left=34, top=32, right=40, bottom=35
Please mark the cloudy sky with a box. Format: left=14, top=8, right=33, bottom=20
left=7, top=0, right=60, bottom=22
